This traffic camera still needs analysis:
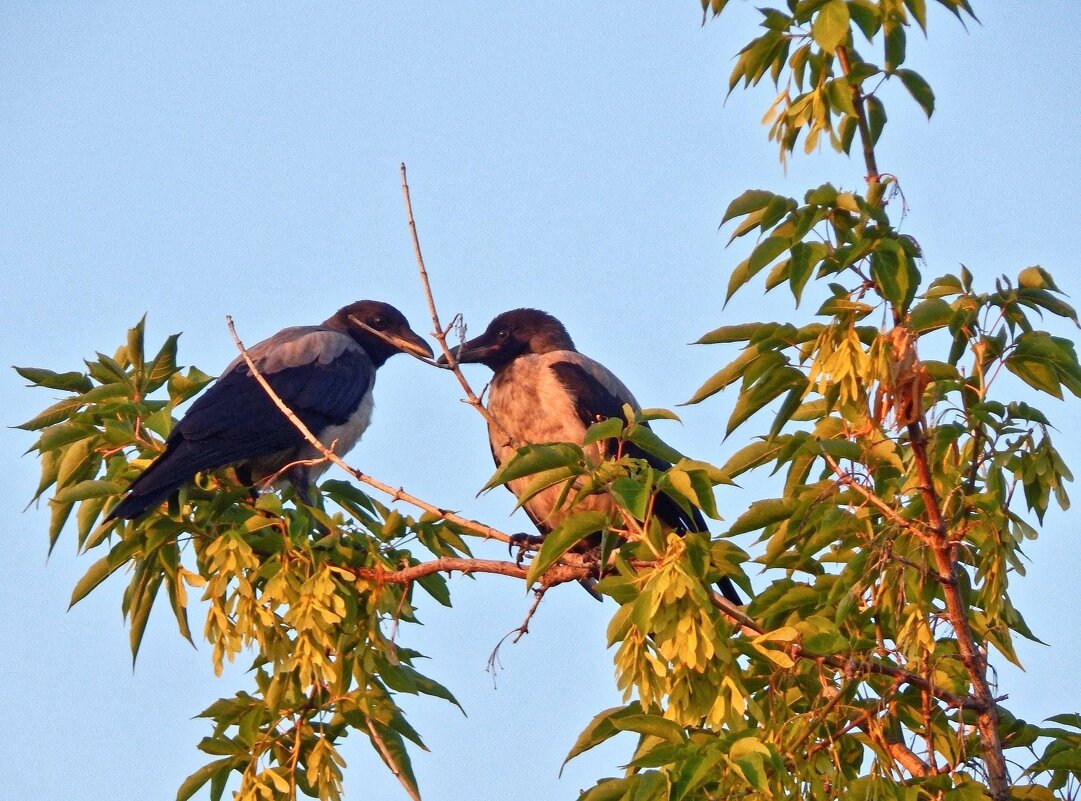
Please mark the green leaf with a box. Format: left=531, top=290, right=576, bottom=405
left=176, top=757, right=236, bottom=801
left=747, top=236, right=791, bottom=279
left=48, top=500, right=74, bottom=553
left=367, top=722, right=421, bottom=801
left=721, top=189, right=779, bottom=225
left=727, top=498, right=797, bottom=536
left=896, top=68, right=935, bottom=117
left=583, top=417, right=624, bottom=446
left=1018, top=265, right=1061, bottom=293
left=53, top=479, right=123, bottom=504
left=796, top=615, right=849, bottom=655
left=563, top=703, right=643, bottom=769
left=145, top=333, right=181, bottom=391
left=727, top=366, right=805, bottom=437
left=126, top=316, right=146, bottom=379
left=611, top=476, right=651, bottom=520
left=579, top=779, right=632, bottom=801
left=904, top=0, right=928, bottom=31
left=417, top=571, right=452, bottom=607
left=611, top=713, right=686, bottom=743
left=16, top=397, right=89, bottom=432
left=909, top=298, right=953, bottom=333
left=129, top=570, right=164, bottom=664
left=13, top=366, right=92, bottom=393
left=812, top=0, right=850, bottom=52
left=684, top=347, right=761, bottom=405
left=510, top=465, right=579, bottom=513
left=865, top=94, right=887, bottom=146
left=526, top=510, right=608, bottom=586
left=382, top=663, right=464, bottom=712
left=788, top=242, right=818, bottom=304
left=69, top=553, right=119, bottom=608
left=481, top=443, right=583, bottom=492
left=694, top=322, right=765, bottom=345
left=1005, top=356, right=1061, bottom=398
left=884, top=20, right=906, bottom=71
left=625, top=425, right=685, bottom=464
left=720, top=439, right=784, bottom=481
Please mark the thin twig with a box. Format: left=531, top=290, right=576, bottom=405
left=823, top=453, right=931, bottom=543
left=836, top=45, right=880, bottom=187
left=349, top=557, right=587, bottom=588
left=486, top=588, right=549, bottom=676
left=399, top=163, right=510, bottom=440
left=707, top=589, right=988, bottom=712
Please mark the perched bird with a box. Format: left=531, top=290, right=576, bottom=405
left=439, top=308, right=742, bottom=605
left=108, top=300, right=433, bottom=520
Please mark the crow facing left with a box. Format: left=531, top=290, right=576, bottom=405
left=441, top=308, right=743, bottom=605
left=108, top=300, right=433, bottom=520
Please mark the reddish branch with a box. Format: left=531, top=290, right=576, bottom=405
left=908, top=421, right=1009, bottom=795
left=836, top=38, right=1011, bottom=799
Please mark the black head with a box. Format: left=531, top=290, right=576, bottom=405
left=437, top=308, right=576, bottom=372
left=326, top=300, right=434, bottom=367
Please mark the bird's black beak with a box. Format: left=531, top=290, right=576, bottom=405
left=436, top=332, right=495, bottom=367
left=390, top=327, right=435, bottom=360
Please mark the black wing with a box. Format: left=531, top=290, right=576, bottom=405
left=109, top=341, right=372, bottom=519
left=551, top=360, right=742, bottom=604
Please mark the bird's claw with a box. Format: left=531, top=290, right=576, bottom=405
left=508, top=532, right=546, bottom=566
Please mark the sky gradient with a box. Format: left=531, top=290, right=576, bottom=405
left=2, top=3, right=1079, bottom=799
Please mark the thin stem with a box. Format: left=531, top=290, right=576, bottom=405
left=909, top=420, right=1011, bottom=799
left=835, top=46, right=880, bottom=188
left=399, top=163, right=513, bottom=442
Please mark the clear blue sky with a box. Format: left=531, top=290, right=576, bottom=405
left=2, top=3, right=1078, bottom=800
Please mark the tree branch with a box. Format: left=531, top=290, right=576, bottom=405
left=707, top=589, right=989, bottom=712
left=836, top=46, right=880, bottom=188
left=399, top=163, right=512, bottom=443
left=834, top=37, right=1011, bottom=799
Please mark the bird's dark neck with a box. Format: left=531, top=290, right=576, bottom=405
left=324, top=315, right=395, bottom=367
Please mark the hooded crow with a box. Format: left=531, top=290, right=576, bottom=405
left=108, top=300, right=433, bottom=520
left=440, top=308, right=742, bottom=605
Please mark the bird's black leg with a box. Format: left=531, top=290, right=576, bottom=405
left=234, top=465, right=261, bottom=504
left=285, top=466, right=313, bottom=506
left=508, top=531, right=546, bottom=566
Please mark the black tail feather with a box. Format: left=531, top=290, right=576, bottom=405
left=107, top=439, right=216, bottom=520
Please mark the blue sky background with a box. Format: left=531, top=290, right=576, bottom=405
left=2, top=3, right=1078, bottom=800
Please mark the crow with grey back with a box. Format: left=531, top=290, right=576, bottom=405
left=108, top=300, right=433, bottom=520
left=440, top=308, right=743, bottom=605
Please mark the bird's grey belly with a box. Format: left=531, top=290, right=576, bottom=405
left=247, top=393, right=374, bottom=485
left=488, top=364, right=611, bottom=531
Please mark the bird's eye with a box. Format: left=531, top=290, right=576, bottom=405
left=496, top=328, right=510, bottom=342
left=370, top=316, right=386, bottom=330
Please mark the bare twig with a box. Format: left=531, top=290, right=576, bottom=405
left=823, top=453, right=931, bottom=542
left=399, top=163, right=511, bottom=441
left=486, top=587, right=549, bottom=676
left=349, top=557, right=586, bottom=588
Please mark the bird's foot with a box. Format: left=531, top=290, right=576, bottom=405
left=508, top=532, right=546, bottom=566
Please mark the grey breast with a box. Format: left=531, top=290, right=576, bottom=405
left=486, top=350, right=640, bottom=531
